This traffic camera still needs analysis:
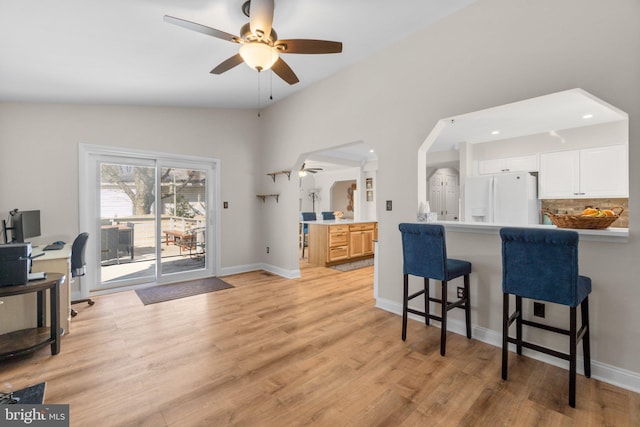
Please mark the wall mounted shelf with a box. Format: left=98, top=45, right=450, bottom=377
left=266, top=170, right=291, bottom=182
left=256, top=194, right=280, bottom=203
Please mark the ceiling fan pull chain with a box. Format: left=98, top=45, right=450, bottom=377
left=257, top=70, right=261, bottom=117
left=270, top=71, right=273, bottom=101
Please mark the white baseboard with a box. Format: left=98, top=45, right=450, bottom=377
left=219, top=263, right=300, bottom=280
left=375, top=297, right=640, bottom=394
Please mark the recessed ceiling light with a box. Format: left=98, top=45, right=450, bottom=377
left=491, top=130, right=500, bottom=135
left=582, top=114, right=594, bottom=119
left=369, top=149, right=375, bottom=153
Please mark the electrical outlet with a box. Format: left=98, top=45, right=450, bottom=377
left=386, top=200, right=392, bottom=211
left=266, top=246, right=270, bottom=254
left=534, top=302, right=545, bottom=318
left=457, top=287, right=464, bottom=299
left=223, top=201, right=228, bottom=209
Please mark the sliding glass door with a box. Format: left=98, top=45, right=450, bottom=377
left=79, top=145, right=218, bottom=296
left=99, top=158, right=158, bottom=287
left=157, top=164, right=207, bottom=279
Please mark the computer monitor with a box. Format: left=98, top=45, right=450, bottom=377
left=10, top=210, right=41, bottom=243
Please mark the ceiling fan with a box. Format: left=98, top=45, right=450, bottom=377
left=299, top=162, right=323, bottom=176
left=164, top=0, right=343, bottom=85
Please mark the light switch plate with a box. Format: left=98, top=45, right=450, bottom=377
left=386, top=200, right=392, bottom=211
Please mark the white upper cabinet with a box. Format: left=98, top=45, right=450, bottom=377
left=539, top=150, right=579, bottom=198
left=478, top=155, right=538, bottom=175
left=539, top=145, right=628, bottom=199
left=579, top=145, right=628, bottom=197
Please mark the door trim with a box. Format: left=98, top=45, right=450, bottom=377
left=78, top=143, right=221, bottom=299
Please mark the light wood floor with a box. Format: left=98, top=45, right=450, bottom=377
left=2, top=264, right=639, bottom=426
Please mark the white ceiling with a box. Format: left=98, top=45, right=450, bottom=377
left=0, top=0, right=475, bottom=109
left=428, top=88, right=628, bottom=153
left=303, top=141, right=378, bottom=172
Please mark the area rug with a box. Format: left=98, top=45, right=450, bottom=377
left=2, top=382, right=46, bottom=404
left=330, top=258, right=374, bottom=272
left=135, top=277, right=233, bottom=305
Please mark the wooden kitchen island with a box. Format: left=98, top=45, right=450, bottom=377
left=303, top=220, right=378, bottom=267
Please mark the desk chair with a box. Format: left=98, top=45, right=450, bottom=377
left=300, top=212, right=316, bottom=258
left=321, top=211, right=335, bottom=220
left=500, top=227, right=591, bottom=408
left=189, top=227, right=206, bottom=260
left=118, top=222, right=134, bottom=261
left=70, top=232, right=94, bottom=317
left=398, top=223, right=472, bottom=356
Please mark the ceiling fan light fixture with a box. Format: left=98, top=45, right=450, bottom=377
left=239, top=42, right=278, bottom=71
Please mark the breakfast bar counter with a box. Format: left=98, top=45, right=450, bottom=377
left=430, top=220, right=629, bottom=243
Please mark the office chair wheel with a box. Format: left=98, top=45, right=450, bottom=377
left=88, top=299, right=95, bottom=306
left=70, top=309, right=78, bottom=317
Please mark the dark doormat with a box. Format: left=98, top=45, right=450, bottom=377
left=330, top=258, right=374, bottom=272
left=1, top=382, right=46, bottom=404
left=135, top=277, right=234, bottom=305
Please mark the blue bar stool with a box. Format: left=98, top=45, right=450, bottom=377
left=500, top=227, right=591, bottom=408
left=321, top=211, right=335, bottom=220
left=398, top=223, right=472, bottom=356
left=300, top=212, right=316, bottom=258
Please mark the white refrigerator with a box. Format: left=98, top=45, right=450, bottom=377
left=464, top=172, right=540, bottom=225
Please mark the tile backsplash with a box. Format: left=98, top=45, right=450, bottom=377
left=541, top=198, right=628, bottom=228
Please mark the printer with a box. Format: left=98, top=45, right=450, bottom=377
left=0, top=243, right=31, bottom=286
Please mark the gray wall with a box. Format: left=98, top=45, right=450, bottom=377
left=0, top=103, right=262, bottom=270
left=260, top=0, right=640, bottom=382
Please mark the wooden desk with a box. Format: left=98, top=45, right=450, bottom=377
left=162, top=229, right=194, bottom=251
left=0, top=245, right=72, bottom=335
left=0, top=273, right=64, bottom=359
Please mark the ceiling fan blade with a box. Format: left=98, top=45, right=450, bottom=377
left=164, top=15, right=239, bottom=43
left=249, top=0, right=274, bottom=39
left=271, top=57, right=299, bottom=85
left=275, top=39, right=342, bottom=54
left=210, top=54, right=244, bottom=74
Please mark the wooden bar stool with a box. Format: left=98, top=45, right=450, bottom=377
left=500, top=227, right=591, bottom=408
left=398, top=223, right=472, bottom=356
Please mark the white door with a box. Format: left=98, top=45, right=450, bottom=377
left=429, top=173, right=444, bottom=219
left=79, top=145, right=218, bottom=297
left=444, top=173, right=459, bottom=220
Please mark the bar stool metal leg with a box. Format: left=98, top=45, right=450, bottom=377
left=440, top=280, right=448, bottom=356
left=464, top=274, right=471, bottom=339
left=502, top=293, right=510, bottom=380
left=424, top=278, right=430, bottom=326
left=402, top=274, right=409, bottom=341
left=570, top=306, right=577, bottom=408
left=581, top=297, right=591, bottom=378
